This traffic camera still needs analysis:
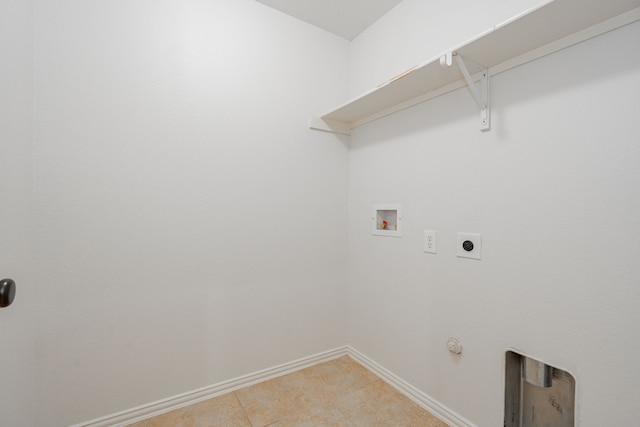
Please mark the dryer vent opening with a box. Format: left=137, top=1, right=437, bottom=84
left=504, top=350, right=575, bottom=427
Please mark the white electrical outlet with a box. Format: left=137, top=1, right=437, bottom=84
left=457, top=232, right=482, bottom=259
left=424, top=230, right=437, bottom=254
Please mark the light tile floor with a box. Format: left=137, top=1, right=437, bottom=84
left=126, top=356, right=448, bottom=427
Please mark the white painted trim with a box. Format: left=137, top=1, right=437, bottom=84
left=72, top=345, right=478, bottom=427
left=70, top=346, right=349, bottom=427
left=347, top=346, right=478, bottom=427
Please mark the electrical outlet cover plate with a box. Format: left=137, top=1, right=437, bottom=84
left=457, top=232, right=482, bottom=259
left=424, top=230, right=437, bottom=253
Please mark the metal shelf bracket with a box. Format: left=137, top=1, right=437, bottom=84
left=440, top=52, right=490, bottom=131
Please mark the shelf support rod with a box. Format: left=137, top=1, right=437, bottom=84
left=455, top=55, right=485, bottom=110
left=441, top=52, right=490, bottom=131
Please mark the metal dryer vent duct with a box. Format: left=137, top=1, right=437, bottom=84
left=505, top=350, right=575, bottom=427
left=521, top=356, right=553, bottom=388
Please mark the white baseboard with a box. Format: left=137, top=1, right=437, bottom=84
left=347, top=346, right=477, bottom=427
left=71, top=346, right=349, bottom=427
left=72, top=345, right=475, bottom=427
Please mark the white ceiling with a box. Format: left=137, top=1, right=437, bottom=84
left=255, top=0, right=403, bottom=41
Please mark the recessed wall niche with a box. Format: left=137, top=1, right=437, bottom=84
left=372, top=204, right=402, bottom=237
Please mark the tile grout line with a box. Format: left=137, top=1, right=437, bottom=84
left=232, top=391, right=254, bottom=427
left=126, top=352, right=448, bottom=427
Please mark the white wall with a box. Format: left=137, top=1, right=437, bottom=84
left=28, top=1, right=640, bottom=425
left=0, top=0, right=34, bottom=425
left=348, top=1, right=640, bottom=426
left=33, top=1, right=350, bottom=425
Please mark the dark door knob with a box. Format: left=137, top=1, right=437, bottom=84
left=0, top=279, right=16, bottom=308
